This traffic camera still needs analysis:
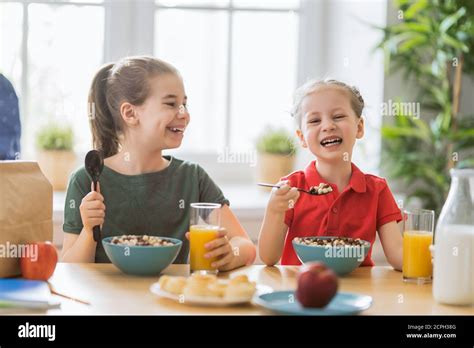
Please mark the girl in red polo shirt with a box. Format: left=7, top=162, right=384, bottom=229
left=258, top=79, right=403, bottom=270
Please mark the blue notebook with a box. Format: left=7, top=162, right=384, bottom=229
left=0, top=279, right=61, bottom=310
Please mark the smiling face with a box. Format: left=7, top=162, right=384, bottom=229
left=120, top=73, right=190, bottom=152
left=296, top=86, right=364, bottom=163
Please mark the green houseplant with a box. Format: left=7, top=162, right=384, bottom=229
left=36, top=125, right=76, bottom=191
left=256, top=127, right=297, bottom=185
left=37, top=125, right=73, bottom=151
left=376, top=0, right=474, bottom=214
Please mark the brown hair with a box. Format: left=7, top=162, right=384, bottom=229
left=291, top=78, right=365, bottom=127
left=88, top=56, right=179, bottom=157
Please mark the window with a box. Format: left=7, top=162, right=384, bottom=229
left=229, top=10, right=298, bottom=151
left=154, top=0, right=300, bottom=154
left=155, top=8, right=229, bottom=153
left=0, top=1, right=105, bottom=158
left=1, top=0, right=386, bottom=180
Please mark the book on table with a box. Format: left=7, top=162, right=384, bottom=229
left=0, top=279, right=61, bottom=311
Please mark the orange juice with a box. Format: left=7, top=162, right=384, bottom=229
left=190, top=224, right=219, bottom=272
left=403, top=230, right=433, bottom=279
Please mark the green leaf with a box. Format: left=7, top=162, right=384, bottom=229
left=398, top=34, right=428, bottom=52
left=450, top=128, right=474, bottom=140
left=381, top=125, right=430, bottom=143
left=420, top=165, right=449, bottom=190
left=256, top=127, right=297, bottom=155
left=391, top=21, right=431, bottom=34
left=385, top=31, right=424, bottom=52
left=412, top=118, right=432, bottom=141
left=439, top=7, right=466, bottom=33
left=404, top=0, right=428, bottom=19
left=441, top=33, right=469, bottom=51
left=441, top=107, right=453, bottom=133
left=395, top=0, right=410, bottom=6
left=456, top=31, right=469, bottom=42
left=428, top=86, right=449, bottom=106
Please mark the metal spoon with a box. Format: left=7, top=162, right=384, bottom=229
left=85, top=150, right=104, bottom=242
left=257, top=182, right=333, bottom=196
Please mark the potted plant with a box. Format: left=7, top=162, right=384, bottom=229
left=376, top=0, right=474, bottom=214
left=36, top=124, right=76, bottom=191
left=256, top=127, right=297, bottom=186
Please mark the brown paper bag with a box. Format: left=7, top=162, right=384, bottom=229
left=0, top=161, right=53, bottom=278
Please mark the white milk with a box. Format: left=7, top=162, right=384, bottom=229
left=433, top=224, right=474, bottom=305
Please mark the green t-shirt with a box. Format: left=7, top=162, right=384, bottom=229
left=63, top=156, right=229, bottom=263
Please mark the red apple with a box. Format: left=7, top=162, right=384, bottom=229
left=20, top=242, right=58, bottom=281
left=296, top=261, right=338, bottom=308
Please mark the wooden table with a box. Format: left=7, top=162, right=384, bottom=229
left=37, top=263, right=474, bottom=315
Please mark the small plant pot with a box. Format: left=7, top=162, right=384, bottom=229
left=256, top=152, right=295, bottom=187
left=37, top=150, right=76, bottom=191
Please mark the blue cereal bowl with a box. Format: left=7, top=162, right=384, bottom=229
left=292, top=236, right=371, bottom=276
left=102, top=236, right=182, bottom=276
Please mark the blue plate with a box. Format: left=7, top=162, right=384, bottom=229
left=254, top=291, right=372, bottom=315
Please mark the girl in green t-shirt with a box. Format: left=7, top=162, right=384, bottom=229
left=61, top=56, right=256, bottom=270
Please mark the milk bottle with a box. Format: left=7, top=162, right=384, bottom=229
left=433, top=169, right=474, bottom=305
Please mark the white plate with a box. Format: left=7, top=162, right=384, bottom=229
left=150, top=282, right=273, bottom=307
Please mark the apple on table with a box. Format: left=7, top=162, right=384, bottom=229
left=20, top=241, right=58, bottom=281
left=296, top=261, right=339, bottom=308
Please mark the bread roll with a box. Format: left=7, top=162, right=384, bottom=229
left=158, top=275, right=171, bottom=289
left=229, top=275, right=249, bottom=286
left=183, top=274, right=217, bottom=297
left=224, top=282, right=256, bottom=300
left=162, top=276, right=187, bottom=295
left=190, top=273, right=217, bottom=283
left=208, top=282, right=228, bottom=298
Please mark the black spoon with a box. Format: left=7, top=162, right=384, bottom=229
left=85, top=150, right=104, bottom=242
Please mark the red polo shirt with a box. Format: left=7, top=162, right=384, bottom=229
left=281, top=161, right=402, bottom=266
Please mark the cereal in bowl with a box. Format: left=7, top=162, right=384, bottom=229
left=294, top=236, right=367, bottom=247
left=110, top=235, right=175, bottom=246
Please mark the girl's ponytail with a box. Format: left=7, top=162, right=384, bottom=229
left=88, top=63, right=120, bottom=158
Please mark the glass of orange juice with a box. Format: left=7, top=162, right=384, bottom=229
left=402, top=209, right=435, bottom=284
left=189, top=203, right=221, bottom=274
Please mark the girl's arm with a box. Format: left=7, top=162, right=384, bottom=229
left=197, top=205, right=256, bottom=272
left=60, top=230, right=97, bottom=263
left=378, top=221, right=403, bottom=271
left=258, top=211, right=288, bottom=266
left=219, top=204, right=257, bottom=270
left=258, top=182, right=300, bottom=266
